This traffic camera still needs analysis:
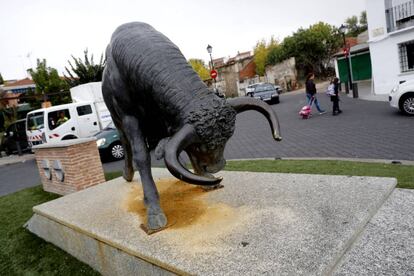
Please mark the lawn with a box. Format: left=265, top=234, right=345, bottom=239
left=225, top=159, right=414, bottom=189
left=0, top=185, right=99, bottom=275
left=0, top=159, right=412, bottom=275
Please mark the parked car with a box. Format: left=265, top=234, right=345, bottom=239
left=1, top=119, right=29, bottom=155
left=95, top=122, right=124, bottom=161
left=389, top=80, right=414, bottom=116
left=246, top=83, right=263, bottom=96
left=247, top=83, right=280, bottom=104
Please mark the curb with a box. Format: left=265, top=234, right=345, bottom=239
left=0, top=154, right=36, bottom=166
left=227, top=157, right=414, bottom=166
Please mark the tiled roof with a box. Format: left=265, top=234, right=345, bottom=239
left=345, top=37, right=358, bottom=48
left=213, top=50, right=253, bottom=69
left=239, top=60, right=257, bottom=80
left=4, top=77, right=35, bottom=87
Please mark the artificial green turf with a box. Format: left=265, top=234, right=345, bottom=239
left=0, top=186, right=99, bottom=275
left=0, top=160, right=412, bottom=275
left=104, top=171, right=124, bottom=181
left=225, top=160, right=414, bottom=189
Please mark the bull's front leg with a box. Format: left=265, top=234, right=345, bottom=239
left=122, top=115, right=167, bottom=231
left=111, top=117, right=134, bottom=182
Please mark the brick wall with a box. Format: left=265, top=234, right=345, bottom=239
left=34, top=139, right=105, bottom=195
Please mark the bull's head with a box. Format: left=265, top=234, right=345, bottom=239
left=164, top=97, right=282, bottom=186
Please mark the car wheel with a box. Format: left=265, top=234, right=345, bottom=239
left=273, top=97, right=280, bottom=104
left=110, top=142, right=124, bottom=160
left=399, top=94, right=414, bottom=116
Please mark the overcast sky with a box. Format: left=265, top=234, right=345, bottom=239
left=0, top=0, right=366, bottom=80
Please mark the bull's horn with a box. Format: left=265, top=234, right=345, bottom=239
left=227, top=97, right=282, bottom=141
left=164, top=124, right=223, bottom=186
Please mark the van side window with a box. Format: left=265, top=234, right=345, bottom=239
left=48, top=109, right=71, bottom=130
left=76, top=105, right=92, bottom=116
left=27, top=112, right=44, bottom=131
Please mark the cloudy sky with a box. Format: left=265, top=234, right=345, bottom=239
left=0, top=0, right=366, bottom=80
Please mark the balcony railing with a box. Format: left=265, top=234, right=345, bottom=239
left=386, top=0, right=414, bottom=32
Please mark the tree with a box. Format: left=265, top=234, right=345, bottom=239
left=254, top=37, right=279, bottom=76
left=267, top=43, right=288, bottom=65
left=266, top=22, right=342, bottom=77
left=254, top=39, right=268, bottom=76
left=64, top=49, right=106, bottom=87
left=359, top=11, right=368, bottom=32
left=27, top=59, right=70, bottom=106
left=188, top=59, right=210, bottom=80
left=345, top=15, right=359, bottom=36
left=344, top=11, right=368, bottom=37
left=0, top=72, right=4, bottom=85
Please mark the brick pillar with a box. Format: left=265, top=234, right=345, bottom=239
left=33, top=138, right=106, bottom=195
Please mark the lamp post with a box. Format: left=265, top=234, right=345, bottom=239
left=206, top=44, right=216, bottom=87
left=339, top=24, right=353, bottom=94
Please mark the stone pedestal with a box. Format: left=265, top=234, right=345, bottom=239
left=33, top=138, right=105, bottom=195
left=26, top=168, right=398, bottom=275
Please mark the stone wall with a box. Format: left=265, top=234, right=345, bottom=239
left=216, top=56, right=254, bottom=98
left=265, top=57, right=298, bottom=91
left=33, top=138, right=105, bottom=195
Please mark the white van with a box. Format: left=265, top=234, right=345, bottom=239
left=26, top=82, right=112, bottom=147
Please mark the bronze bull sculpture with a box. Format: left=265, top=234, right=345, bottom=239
left=102, top=22, right=281, bottom=232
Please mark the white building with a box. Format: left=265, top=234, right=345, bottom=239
left=367, top=0, right=414, bottom=94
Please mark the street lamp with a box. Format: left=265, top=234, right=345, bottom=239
left=206, top=44, right=213, bottom=70
left=206, top=44, right=216, bottom=86
left=339, top=24, right=353, bottom=94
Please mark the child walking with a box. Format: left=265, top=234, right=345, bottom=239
left=331, top=78, right=342, bottom=115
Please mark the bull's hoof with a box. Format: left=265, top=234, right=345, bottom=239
left=147, top=212, right=167, bottom=231
left=154, top=138, right=169, bottom=160
left=123, top=168, right=134, bottom=182
left=202, top=183, right=224, bottom=191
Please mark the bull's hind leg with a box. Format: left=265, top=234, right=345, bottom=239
left=122, top=115, right=167, bottom=231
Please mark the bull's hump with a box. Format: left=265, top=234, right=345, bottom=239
left=113, top=22, right=154, bottom=36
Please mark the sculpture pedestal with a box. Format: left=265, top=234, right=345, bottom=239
left=26, top=168, right=396, bottom=275
left=33, top=138, right=105, bottom=195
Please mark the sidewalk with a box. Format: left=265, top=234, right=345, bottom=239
left=345, top=80, right=388, bottom=102
left=281, top=80, right=330, bottom=96
left=284, top=80, right=388, bottom=102
left=0, top=153, right=35, bottom=166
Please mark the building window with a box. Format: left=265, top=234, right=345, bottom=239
left=399, top=40, right=414, bottom=72
left=386, top=0, right=414, bottom=32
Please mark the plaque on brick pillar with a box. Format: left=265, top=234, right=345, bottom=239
left=33, top=138, right=106, bottom=195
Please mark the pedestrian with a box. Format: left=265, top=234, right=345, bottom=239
left=331, top=77, right=342, bottom=116
left=305, top=73, right=325, bottom=114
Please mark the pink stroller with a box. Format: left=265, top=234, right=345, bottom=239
left=299, top=96, right=314, bottom=119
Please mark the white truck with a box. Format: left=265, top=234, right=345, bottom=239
left=26, top=82, right=113, bottom=147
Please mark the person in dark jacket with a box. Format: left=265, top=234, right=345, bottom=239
left=305, top=73, right=325, bottom=114
left=331, top=77, right=342, bottom=115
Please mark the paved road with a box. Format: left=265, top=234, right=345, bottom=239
left=227, top=91, right=414, bottom=161
left=1, top=91, right=413, bottom=196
